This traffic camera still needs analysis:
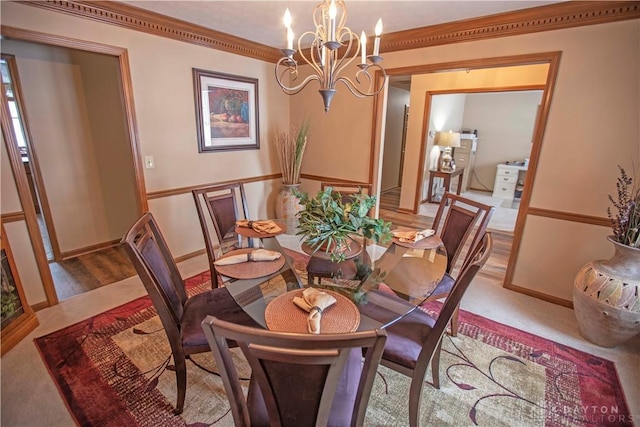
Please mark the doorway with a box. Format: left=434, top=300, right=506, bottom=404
left=418, top=90, right=543, bottom=233
left=1, top=28, right=147, bottom=304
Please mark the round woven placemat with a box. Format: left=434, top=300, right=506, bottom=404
left=392, top=234, right=443, bottom=249
left=265, top=289, right=360, bottom=334
left=215, top=248, right=285, bottom=280
left=235, top=220, right=286, bottom=238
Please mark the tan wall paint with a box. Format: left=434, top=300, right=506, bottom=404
left=72, top=50, right=139, bottom=241
left=401, top=65, right=549, bottom=209
left=1, top=2, right=290, bottom=277
left=462, top=91, right=542, bottom=191
left=1, top=133, right=46, bottom=303
left=289, top=62, right=374, bottom=184
left=2, top=1, right=638, bottom=305
left=290, top=20, right=639, bottom=303
left=380, top=85, right=409, bottom=192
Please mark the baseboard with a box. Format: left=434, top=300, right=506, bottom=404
left=59, top=239, right=121, bottom=260
left=504, top=282, right=573, bottom=309
left=175, top=248, right=207, bottom=264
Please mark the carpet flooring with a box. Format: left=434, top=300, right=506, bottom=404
left=34, top=269, right=632, bottom=426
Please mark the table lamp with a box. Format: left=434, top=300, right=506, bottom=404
left=434, top=131, right=461, bottom=172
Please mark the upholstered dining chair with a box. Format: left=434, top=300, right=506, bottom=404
left=361, top=233, right=492, bottom=427
left=306, top=182, right=373, bottom=285
left=201, top=316, right=387, bottom=427
left=425, top=191, right=494, bottom=335
left=192, top=183, right=250, bottom=286
left=121, top=212, right=260, bottom=414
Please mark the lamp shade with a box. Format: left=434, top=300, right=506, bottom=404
left=434, top=131, right=461, bottom=148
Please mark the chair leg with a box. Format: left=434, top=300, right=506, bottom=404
left=174, top=355, right=187, bottom=414
left=430, top=340, right=443, bottom=389
left=408, top=373, right=425, bottom=427
left=308, top=271, right=315, bottom=286
left=450, top=304, right=460, bottom=337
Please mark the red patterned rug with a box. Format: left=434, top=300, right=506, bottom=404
left=35, top=259, right=632, bottom=426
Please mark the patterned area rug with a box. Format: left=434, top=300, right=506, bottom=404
left=35, top=257, right=632, bottom=426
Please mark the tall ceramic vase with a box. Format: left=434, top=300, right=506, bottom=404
left=573, top=236, right=640, bottom=347
left=275, top=183, right=303, bottom=229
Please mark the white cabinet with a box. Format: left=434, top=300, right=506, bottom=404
left=492, top=164, right=527, bottom=199
left=452, top=134, right=477, bottom=191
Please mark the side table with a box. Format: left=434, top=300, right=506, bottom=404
left=427, top=168, right=465, bottom=203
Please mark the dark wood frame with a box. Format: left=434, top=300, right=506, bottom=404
left=193, top=68, right=259, bottom=153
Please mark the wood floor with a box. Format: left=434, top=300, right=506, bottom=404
left=50, top=245, right=136, bottom=301
left=49, top=189, right=513, bottom=301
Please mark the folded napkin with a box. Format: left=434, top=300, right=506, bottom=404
left=236, top=219, right=283, bottom=234
left=292, top=288, right=337, bottom=334
left=392, top=228, right=435, bottom=243
left=214, top=249, right=281, bottom=266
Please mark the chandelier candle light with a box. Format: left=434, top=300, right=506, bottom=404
left=276, top=0, right=387, bottom=113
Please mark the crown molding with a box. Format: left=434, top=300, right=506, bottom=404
left=382, top=1, right=640, bottom=53
left=16, top=1, right=640, bottom=62
left=17, top=0, right=283, bottom=63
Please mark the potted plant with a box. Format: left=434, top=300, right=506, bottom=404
left=573, top=166, right=640, bottom=347
left=295, top=186, right=392, bottom=262
left=273, top=121, right=311, bottom=221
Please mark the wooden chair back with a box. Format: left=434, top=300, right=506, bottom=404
left=192, top=183, right=250, bottom=282
left=431, top=192, right=494, bottom=275
left=201, top=317, right=387, bottom=427
left=121, top=212, right=187, bottom=333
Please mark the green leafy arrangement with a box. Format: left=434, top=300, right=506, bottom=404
left=295, top=186, right=392, bottom=262
left=608, top=166, right=640, bottom=248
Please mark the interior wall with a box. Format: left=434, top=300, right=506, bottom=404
left=403, top=65, right=549, bottom=210
left=380, top=85, right=409, bottom=192
left=1, top=1, right=290, bottom=295
left=462, top=91, right=542, bottom=191
left=72, top=50, right=138, bottom=241
left=1, top=133, right=46, bottom=304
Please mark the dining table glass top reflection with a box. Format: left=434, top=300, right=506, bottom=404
left=222, top=227, right=447, bottom=332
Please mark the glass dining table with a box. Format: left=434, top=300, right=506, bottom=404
left=221, top=226, right=448, bottom=333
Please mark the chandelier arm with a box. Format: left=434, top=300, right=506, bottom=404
left=334, top=77, right=378, bottom=98
left=298, top=31, right=324, bottom=78
left=275, top=69, right=322, bottom=95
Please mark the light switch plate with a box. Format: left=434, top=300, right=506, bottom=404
left=144, top=156, right=155, bottom=169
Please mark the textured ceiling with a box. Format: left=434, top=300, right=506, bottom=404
left=121, top=1, right=561, bottom=49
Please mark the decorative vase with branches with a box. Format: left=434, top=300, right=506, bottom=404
left=573, top=165, right=640, bottom=347
left=273, top=121, right=310, bottom=221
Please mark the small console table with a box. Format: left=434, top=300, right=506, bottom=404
left=427, top=168, right=465, bottom=203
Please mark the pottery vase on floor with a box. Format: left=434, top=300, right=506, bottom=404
left=275, top=183, right=303, bottom=228
left=573, top=236, right=640, bottom=347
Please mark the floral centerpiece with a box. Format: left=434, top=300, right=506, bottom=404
left=607, top=166, right=639, bottom=248
left=295, top=186, right=392, bottom=262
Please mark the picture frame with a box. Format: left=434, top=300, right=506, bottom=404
left=193, top=69, right=260, bottom=152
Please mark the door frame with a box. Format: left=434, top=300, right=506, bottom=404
left=0, top=26, right=148, bottom=308
left=371, top=51, right=562, bottom=292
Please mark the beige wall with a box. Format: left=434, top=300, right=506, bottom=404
left=462, top=91, right=542, bottom=191
left=401, top=65, right=549, bottom=209
left=1, top=133, right=47, bottom=304
left=380, top=85, right=409, bottom=192
left=72, top=50, right=139, bottom=241
left=1, top=1, right=290, bottom=306
left=2, top=1, right=639, bottom=307
left=291, top=20, right=639, bottom=303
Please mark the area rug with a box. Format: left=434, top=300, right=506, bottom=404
left=35, top=266, right=632, bottom=426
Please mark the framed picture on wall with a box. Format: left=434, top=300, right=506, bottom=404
left=193, top=69, right=260, bottom=152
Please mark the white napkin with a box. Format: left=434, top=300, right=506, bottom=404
left=213, top=249, right=281, bottom=266
left=392, top=229, right=435, bottom=243
left=292, top=288, right=337, bottom=334
left=236, top=219, right=283, bottom=234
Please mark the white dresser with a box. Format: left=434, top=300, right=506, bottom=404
left=492, top=163, right=527, bottom=199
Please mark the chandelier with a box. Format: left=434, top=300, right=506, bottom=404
left=275, top=0, right=387, bottom=113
